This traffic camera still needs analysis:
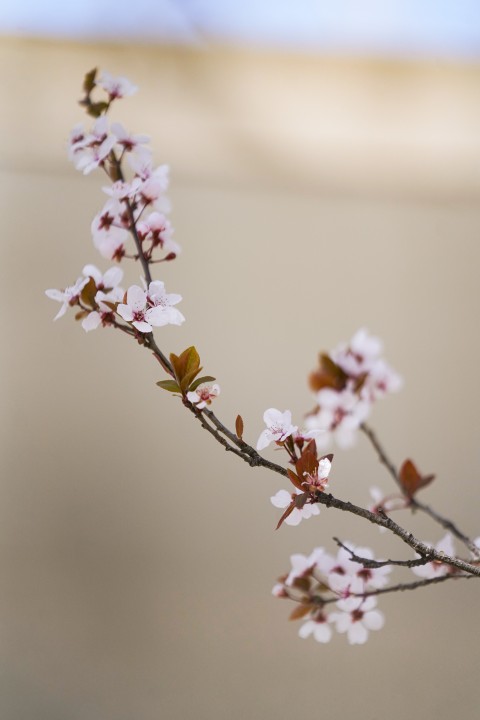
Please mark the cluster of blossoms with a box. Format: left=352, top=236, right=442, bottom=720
left=305, top=328, right=402, bottom=449
left=46, top=70, right=189, bottom=342
left=274, top=545, right=389, bottom=644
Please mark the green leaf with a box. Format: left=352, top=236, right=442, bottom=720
left=189, top=375, right=216, bottom=392
left=83, top=68, right=97, bottom=93
left=86, top=101, right=109, bottom=118
left=156, top=380, right=181, bottom=393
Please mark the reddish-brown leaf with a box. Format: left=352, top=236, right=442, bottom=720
left=399, top=459, right=435, bottom=498
left=275, top=501, right=296, bottom=530
left=295, top=439, right=318, bottom=481
left=309, top=353, right=348, bottom=392
left=289, top=604, right=314, bottom=621
left=80, top=277, right=97, bottom=309
left=287, top=469, right=304, bottom=492
left=235, top=415, right=244, bottom=440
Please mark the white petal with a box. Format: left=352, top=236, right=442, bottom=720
left=348, top=623, right=368, bottom=645
left=363, top=610, right=385, bottom=632
left=313, top=623, right=332, bottom=643
left=270, top=490, right=291, bottom=509
left=103, top=266, right=123, bottom=288
left=82, top=311, right=102, bottom=332
left=298, top=621, right=314, bottom=639
left=257, top=429, right=272, bottom=451
left=117, top=303, right=134, bottom=322
left=132, top=320, right=152, bottom=333
left=82, top=264, right=102, bottom=284
left=127, top=285, right=147, bottom=312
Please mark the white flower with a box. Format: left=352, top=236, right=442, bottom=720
left=330, top=596, right=385, bottom=644
left=270, top=489, right=320, bottom=526
left=70, top=116, right=116, bottom=175
left=257, top=409, right=298, bottom=451
left=187, top=384, right=220, bottom=409
left=117, top=282, right=184, bottom=333
left=97, top=71, right=138, bottom=99
left=81, top=288, right=124, bottom=332
left=412, top=533, right=456, bottom=579
left=298, top=614, right=332, bottom=643
left=136, top=212, right=180, bottom=256
left=82, top=264, right=123, bottom=291
left=111, top=122, right=151, bottom=160
left=306, top=387, right=370, bottom=449
left=45, top=276, right=88, bottom=320
left=331, top=328, right=403, bottom=402
left=285, top=548, right=324, bottom=586
left=316, top=544, right=390, bottom=596
left=332, top=328, right=383, bottom=377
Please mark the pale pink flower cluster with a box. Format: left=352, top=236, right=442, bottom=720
left=118, top=281, right=185, bottom=333
left=275, top=545, right=388, bottom=644
left=46, top=264, right=125, bottom=330
left=48, top=72, right=185, bottom=337
left=306, top=329, right=402, bottom=449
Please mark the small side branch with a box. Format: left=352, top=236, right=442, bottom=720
left=333, top=537, right=430, bottom=568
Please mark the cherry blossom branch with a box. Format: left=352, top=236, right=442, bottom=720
left=360, top=422, right=479, bottom=556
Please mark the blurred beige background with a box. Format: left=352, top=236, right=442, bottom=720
left=2, top=36, right=480, bottom=720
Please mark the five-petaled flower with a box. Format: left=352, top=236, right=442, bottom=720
left=187, top=384, right=221, bottom=409
left=257, top=408, right=298, bottom=451
left=45, top=276, right=89, bottom=320
left=330, top=596, right=385, bottom=645
left=117, top=282, right=185, bottom=333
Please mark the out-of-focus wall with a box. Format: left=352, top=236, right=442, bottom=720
left=2, top=38, right=480, bottom=720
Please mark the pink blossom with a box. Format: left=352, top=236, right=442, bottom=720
left=317, top=544, right=391, bottom=596
left=285, top=548, right=324, bottom=586
left=270, top=489, right=320, bottom=526
left=330, top=596, right=385, bottom=644
left=45, top=276, right=88, bottom=320
left=80, top=265, right=124, bottom=332
left=97, top=71, right=138, bottom=99
left=306, top=387, right=370, bottom=449
left=117, top=282, right=184, bottom=333
left=257, top=409, right=298, bottom=451
left=111, top=122, right=151, bottom=160
left=298, top=613, right=333, bottom=643
left=69, top=117, right=116, bottom=175
left=187, top=384, right=220, bottom=409
left=136, top=212, right=180, bottom=256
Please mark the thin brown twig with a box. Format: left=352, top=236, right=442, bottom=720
left=318, top=572, right=473, bottom=606
left=360, top=422, right=479, bottom=557
left=332, top=537, right=430, bottom=568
